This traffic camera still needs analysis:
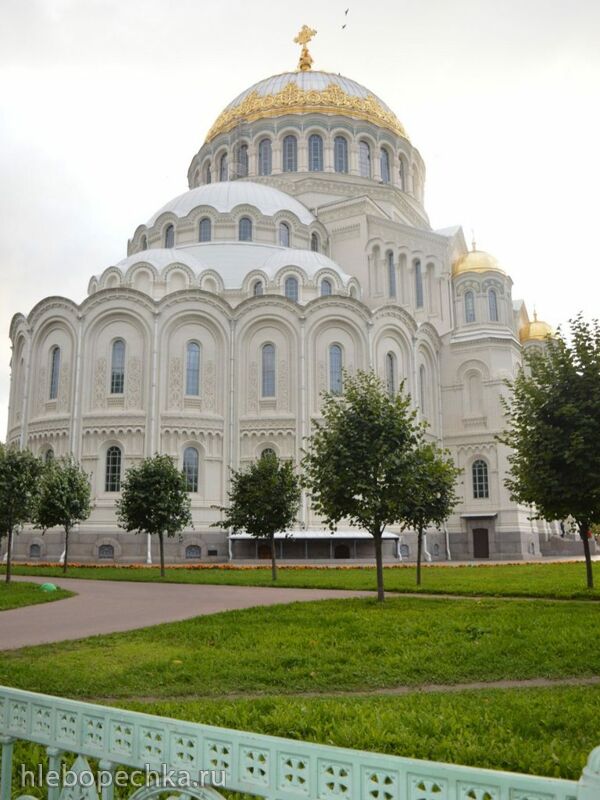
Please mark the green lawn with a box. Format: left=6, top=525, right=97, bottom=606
left=4, top=559, right=599, bottom=598
left=2, top=596, right=599, bottom=698
left=0, top=581, right=73, bottom=611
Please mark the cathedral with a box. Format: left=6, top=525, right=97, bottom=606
left=5, top=29, right=571, bottom=565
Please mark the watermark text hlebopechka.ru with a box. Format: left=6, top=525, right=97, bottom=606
left=20, top=764, right=227, bottom=790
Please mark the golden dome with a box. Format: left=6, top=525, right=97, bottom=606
left=452, top=248, right=505, bottom=277
left=520, top=312, right=554, bottom=343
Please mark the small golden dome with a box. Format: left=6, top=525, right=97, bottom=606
left=453, top=248, right=505, bottom=277
left=520, top=312, right=554, bottom=343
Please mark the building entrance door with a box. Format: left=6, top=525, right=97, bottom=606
left=473, top=528, right=490, bottom=559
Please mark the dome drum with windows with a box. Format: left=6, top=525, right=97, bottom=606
left=6, top=26, right=561, bottom=567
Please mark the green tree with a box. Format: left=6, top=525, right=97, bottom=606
left=303, top=370, right=423, bottom=601
left=500, top=315, right=600, bottom=589
left=213, top=452, right=301, bottom=581
left=0, top=444, right=42, bottom=583
left=401, top=442, right=460, bottom=586
left=116, top=454, right=192, bottom=577
left=34, top=455, right=92, bottom=574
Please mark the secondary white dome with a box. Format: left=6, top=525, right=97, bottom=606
left=146, top=182, right=315, bottom=227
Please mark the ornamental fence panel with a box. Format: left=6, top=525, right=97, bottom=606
left=1, top=686, right=599, bottom=800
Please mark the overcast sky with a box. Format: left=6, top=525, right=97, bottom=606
left=2, top=0, right=599, bottom=438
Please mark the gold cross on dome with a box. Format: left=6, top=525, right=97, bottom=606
left=294, top=25, right=317, bottom=71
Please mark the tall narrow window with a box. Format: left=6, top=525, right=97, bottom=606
left=387, top=251, right=396, bottom=298
left=219, top=152, right=228, bottom=181
left=105, top=446, right=122, bottom=492
left=165, top=224, right=175, bottom=248
left=380, top=148, right=391, bottom=183
left=204, top=163, right=212, bottom=184
left=308, top=134, right=323, bottom=171
left=262, top=343, right=276, bottom=397
left=140, top=235, right=147, bottom=250
left=186, top=342, right=201, bottom=396
left=110, top=340, right=125, bottom=394
left=321, top=279, right=332, bottom=296
left=488, top=288, right=499, bottom=322
left=44, top=448, right=54, bottom=463
left=334, top=136, right=348, bottom=173
left=49, top=346, right=60, bottom=400
left=253, top=280, right=264, bottom=296
left=472, top=459, right=489, bottom=499
left=282, top=135, right=297, bottom=172
left=279, top=222, right=291, bottom=247
left=329, top=344, right=343, bottom=395
left=237, top=144, right=248, bottom=177
left=386, top=352, right=396, bottom=396
left=310, top=232, right=320, bottom=252
left=239, top=217, right=252, bottom=241
left=258, top=138, right=272, bottom=176
left=465, top=290, right=476, bottom=323
left=359, top=140, right=371, bottom=178
left=415, top=260, right=424, bottom=308
left=284, top=276, right=299, bottom=302
left=399, top=158, right=405, bottom=190
left=183, top=447, right=199, bottom=492
left=199, top=217, right=211, bottom=242
left=419, top=364, right=427, bottom=415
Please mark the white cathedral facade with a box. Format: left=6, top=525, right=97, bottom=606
left=5, top=36, right=569, bottom=564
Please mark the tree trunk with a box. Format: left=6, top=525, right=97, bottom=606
left=159, top=533, right=165, bottom=578
left=5, top=529, right=12, bottom=584
left=373, top=532, right=385, bottom=601
left=63, top=528, right=69, bottom=574
left=270, top=536, right=278, bottom=582
left=579, top=521, right=594, bottom=589
left=416, top=526, right=423, bottom=586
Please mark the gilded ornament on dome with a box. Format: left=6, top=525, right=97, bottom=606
left=294, top=25, right=317, bottom=71
left=205, top=80, right=409, bottom=142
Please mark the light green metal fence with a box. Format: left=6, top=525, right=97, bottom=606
left=1, top=685, right=599, bottom=800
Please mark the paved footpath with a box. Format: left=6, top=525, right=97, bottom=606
left=0, top=576, right=371, bottom=651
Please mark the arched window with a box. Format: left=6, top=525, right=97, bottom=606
left=387, top=251, right=396, bottom=298
left=488, top=288, right=499, bottom=322
left=279, top=222, right=291, bottom=247
left=334, top=136, right=348, bottom=173
left=261, top=447, right=276, bottom=459
left=183, top=447, right=199, bottom=492
left=140, top=235, right=147, bottom=251
left=261, top=343, right=276, bottom=397
left=321, top=278, right=332, bottom=296
left=258, top=138, right=272, bottom=176
left=359, top=140, right=371, bottom=178
left=199, top=217, right=211, bottom=242
left=29, top=543, right=41, bottom=559
left=204, top=163, right=212, bottom=184
left=472, top=459, right=489, bottom=499
left=110, top=339, right=125, bottom=394
left=419, top=364, right=427, bottom=414
left=164, top=224, right=175, bottom=248
left=105, top=446, right=122, bottom=492
left=349, top=286, right=357, bottom=299
left=44, top=448, right=54, bottom=464
left=253, top=280, right=264, bottom=296
left=98, top=544, right=114, bottom=560
left=282, top=135, right=297, bottom=172
left=465, top=291, right=476, bottom=323
left=219, top=152, right=228, bottom=181
left=329, top=344, right=343, bottom=395
left=310, top=232, right=320, bottom=252
left=380, top=148, right=391, bottom=183
left=284, top=276, right=299, bottom=302
left=185, top=342, right=201, bottom=396
left=186, top=544, right=202, bottom=560
left=237, top=144, right=249, bottom=177
left=308, top=134, right=323, bottom=171
left=415, top=260, right=424, bottom=308
left=399, top=158, right=405, bottom=190
left=239, top=217, right=252, bottom=241
left=386, top=352, right=396, bottom=396
left=49, top=346, right=60, bottom=400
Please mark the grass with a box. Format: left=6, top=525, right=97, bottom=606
left=0, top=581, right=73, bottom=611
left=1, top=596, right=599, bottom=698
left=3, top=559, right=600, bottom=599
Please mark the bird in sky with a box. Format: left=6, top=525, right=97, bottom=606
left=342, top=7, right=349, bottom=28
